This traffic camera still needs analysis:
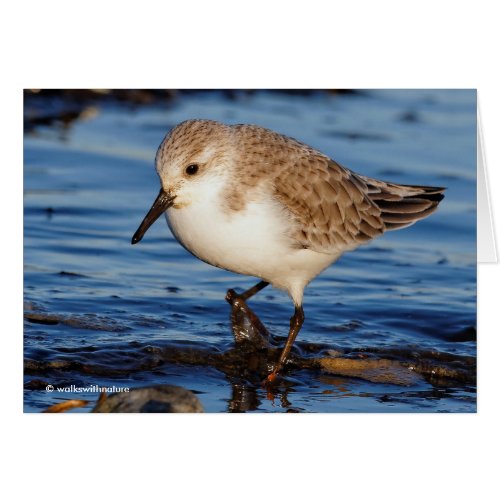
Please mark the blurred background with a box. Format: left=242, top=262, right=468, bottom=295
left=23, top=89, right=476, bottom=412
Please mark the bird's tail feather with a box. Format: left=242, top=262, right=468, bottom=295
left=360, top=176, right=446, bottom=231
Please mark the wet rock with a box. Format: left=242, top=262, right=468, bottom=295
left=448, top=326, right=476, bottom=342
left=24, top=379, right=51, bottom=390
left=24, top=312, right=60, bottom=325
left=24, top=311, right=129, bottom=332
left=91, top=385, right=204, bottom=413
left=43, top=400, right=89, bottom=413
left=317, top=357, right=422, bottom=386
left=360, top=347, right=476, bottom=384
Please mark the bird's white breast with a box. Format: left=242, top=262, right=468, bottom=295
left=165, top=176, right=340, bottom=304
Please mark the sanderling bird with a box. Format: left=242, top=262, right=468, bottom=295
left=132, top=119, right=445, bottom=383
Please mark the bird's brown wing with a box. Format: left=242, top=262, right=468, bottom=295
left=274, top=154, right=445, bottom=254
left=228, top=124, right=444, bottom=253
left=273, top=157, right=385, bottom=253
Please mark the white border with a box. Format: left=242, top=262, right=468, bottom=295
left=3, top=1, right=499, bottom=499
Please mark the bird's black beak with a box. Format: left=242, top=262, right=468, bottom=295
left=131, top=189, right=175, bottom=244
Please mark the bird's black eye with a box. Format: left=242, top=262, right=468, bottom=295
left=185, top=164, right=199, bottom=176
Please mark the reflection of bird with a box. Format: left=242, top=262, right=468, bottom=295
left=132, top=119, right=445, bottom=384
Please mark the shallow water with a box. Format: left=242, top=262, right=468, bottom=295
left=24, top=90, right=476, bottom=412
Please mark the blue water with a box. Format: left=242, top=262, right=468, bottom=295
left=23, top=90, right=476, bottom=412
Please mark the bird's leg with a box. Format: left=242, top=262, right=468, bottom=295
left=266, top=305, right=304, bottom=384
left=240, top=280, right=270, bottom=300
left=225, top=280, right=269, bottom=304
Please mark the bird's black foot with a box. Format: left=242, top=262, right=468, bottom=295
left=226, top=289, right=269, bottom=347
left=225, top=288, right=241, bottom=305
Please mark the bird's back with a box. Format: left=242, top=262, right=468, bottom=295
left=226, top=124, right=445, bottom=254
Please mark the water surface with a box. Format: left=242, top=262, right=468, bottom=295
left=24, top=90, right=476, bottom=412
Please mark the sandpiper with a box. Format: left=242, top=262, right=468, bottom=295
left=132, top=119, right=445, bottom=383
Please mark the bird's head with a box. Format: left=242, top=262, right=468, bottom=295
left=131, top=119, right=232, bottom=244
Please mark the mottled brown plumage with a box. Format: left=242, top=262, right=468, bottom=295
left=213, top=122, right=445, bottom=253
